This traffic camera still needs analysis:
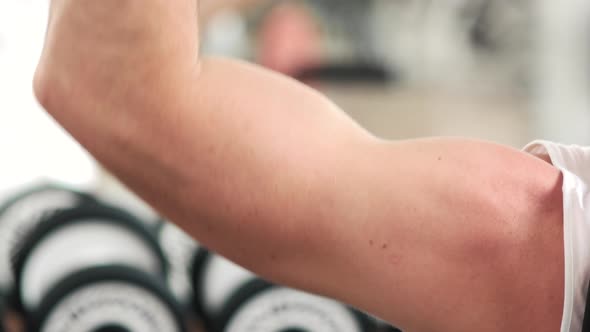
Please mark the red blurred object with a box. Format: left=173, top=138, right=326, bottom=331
left=257, top=2, right=322, bottom=77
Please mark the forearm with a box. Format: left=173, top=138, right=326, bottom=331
left=36, top=0, right=372, bottom=276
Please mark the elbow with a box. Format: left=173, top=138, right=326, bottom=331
left=33, top=66, right=55, bottom=114
left=33, top=63, right=77, bottom=119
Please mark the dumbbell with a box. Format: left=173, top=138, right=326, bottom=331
left=0, top=182, right=96, bottom=299
left=155, top=220, right=199, bottom=310
left=10, top=204, right=169, bottom=316
left=30, top=265, right=186, bottom=332
left=371, top=317, right=403, bottom=332
left=93, top=170, right=160, bottom=226
left=192, top=251, right=379, bottom=332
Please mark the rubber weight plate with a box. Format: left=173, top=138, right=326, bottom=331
left=372, top=316, right=403, bottom=331
left=218, top=279, right=378, bottom=332
left=193, top=252, right=377, bottom=332
left=190, top=248, right=212, bottom=326
left=0, top=183, right=95, bottom=296
left=156, top=220, right=199, bottom=310
left=31, top=265, right=186, bottom=332
left=192, top=251, right=257, bottom=329
left=11, top=204, right=168, bottom=313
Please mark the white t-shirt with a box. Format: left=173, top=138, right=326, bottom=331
left=524, top=140, right=590, bottom=332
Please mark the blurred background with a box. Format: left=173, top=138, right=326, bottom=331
left=2, top=0, right=590, bottom=196
left=1, top=0, right=590, bottom=331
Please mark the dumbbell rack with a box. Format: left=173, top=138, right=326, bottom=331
left=0, top=181, right=402, bottom=332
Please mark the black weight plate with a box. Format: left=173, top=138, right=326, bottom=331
left=373, top=316, right=403, bottom=332
left=11, top=203, right=168, bottom=313
left=30, top=265, right=187, bottom=332
left=155, top=220, right=199, bottom=311
left=217, top=279, right=378, bottom=332
left=0, top=183, right=96, bottom=298
left=190, top=248, right=213, bottom=328
left=191, top=250, right=258, bottom=331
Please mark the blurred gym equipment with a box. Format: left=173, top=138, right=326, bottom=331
left=192, top=251, right=381, bottom=332
left=93, top=170, right=160, bottom=225
left=0, top=294, right=5, bottom=332
left=533, top=0, right=590, bottom=144
left=369, top=0, right=532, bottom=91
left=256, top=1, right=322, bottom=76
left=382, top=327, right=402, bottom=332
left=11, top=204, right=168, bottom=314
left=219, top=281, right=377, bottom=332
left=156, top=220, right=200, bottom=311
left=203, top=0, right=395, bottom=85
left=369, top=316, right=403, bottom=332
left=30, top=265, right=186, bottom=332
left=584, top=285, right=590, bottom=332
left=0, top=183, right=96, bottom=300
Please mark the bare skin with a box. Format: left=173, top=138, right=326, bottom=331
left=34, top=1, right=564, bottom=331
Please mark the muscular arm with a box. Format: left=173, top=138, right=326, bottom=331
left=35, top=1, right=564, bottom=331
